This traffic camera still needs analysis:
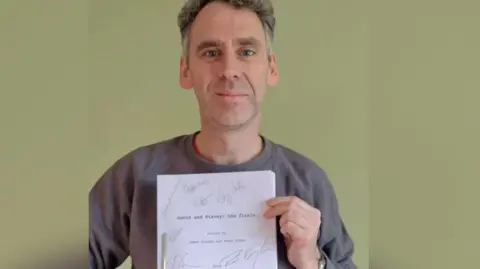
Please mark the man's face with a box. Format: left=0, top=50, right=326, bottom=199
left=179, top=2, right=278, bottom=130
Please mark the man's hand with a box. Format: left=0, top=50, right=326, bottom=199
left=264, top=196, right=321, bottom=269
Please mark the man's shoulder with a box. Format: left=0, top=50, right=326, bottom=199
left=129, top=134, right=188, bottom=156
left=267, top=139, right=336, bottom=206
left=269, top=139, right=329, bottom=181
left=108, top=134, right=190, bottom=170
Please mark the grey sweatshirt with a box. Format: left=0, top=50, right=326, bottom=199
left=89, top=132, right=357, bottom=269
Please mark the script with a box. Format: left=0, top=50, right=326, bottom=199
left=157, top=170, right=278, bottom=269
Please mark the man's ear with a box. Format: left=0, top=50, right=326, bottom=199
left=179, top=56, right=193, bottom=89
left=267, top=53, right=279, bottom=87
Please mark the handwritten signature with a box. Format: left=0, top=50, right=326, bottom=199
left=217, top=180, right=246, bottom=205
left=213, top=237, right=275, bottom=268
left=168, top=227, right=184, bottom=243
left=192, top=179, right=246, bottom=207
left=183, top=179, right=209, bottom=194
left=160, top=180, right=183, bottom=218
left=192, top=193, right=215, bottom=208
left=168, top=253, right=203, bottom=269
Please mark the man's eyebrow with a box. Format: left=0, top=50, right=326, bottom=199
left=196, top=40, right=222, bottom=53
left=195, top=37, right=262, bottom=53
left=234, top=37, right=261, bottom=47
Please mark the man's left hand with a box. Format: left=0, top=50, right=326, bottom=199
left=264, top=196, right=321, bottom=269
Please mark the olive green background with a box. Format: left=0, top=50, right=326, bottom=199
left=0, top=0, right=478, bottom=268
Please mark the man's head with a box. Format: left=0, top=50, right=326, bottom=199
left=177, top=0, right=279, bottom=131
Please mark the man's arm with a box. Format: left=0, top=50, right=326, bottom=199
left=89, top=155, right=135, bottom=269
left=314, top=168, right=357, bottom=269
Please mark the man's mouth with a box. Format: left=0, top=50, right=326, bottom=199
left=215, top=92, right=248, bottom=97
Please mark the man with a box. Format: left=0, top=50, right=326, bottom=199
left=89, top=0, right=356, bottom=268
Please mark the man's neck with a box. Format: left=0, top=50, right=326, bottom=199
left=194, top=127, right=263, bottom=165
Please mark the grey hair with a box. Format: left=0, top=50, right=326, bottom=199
left=177, top=0, right=276, bottom=57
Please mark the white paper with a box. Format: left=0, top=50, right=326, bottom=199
left=157, top=170, right=278, bottom=269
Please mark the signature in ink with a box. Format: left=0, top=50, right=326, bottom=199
left=231, top=180, right=246, bottom=194
left=213, top=237, right=276, bottom=268
left=216, top=191, right=233, bottom=205
left=169, top=253, right=203, bottom=269
left=216, top=180, right=246, bottom=206
left=213, top=249, right=243, bottom=268
left=168, top=227, right=184, bottom=243
left=244, top=237, right=276, bottom=269
left=192, top=193, right=214, bottom=208
left=160, top=180, right=183, bottom=218
left=183, top=179, right=209, bottom=194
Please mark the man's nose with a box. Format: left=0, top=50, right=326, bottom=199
left=219, top=53, right=241, bottom=80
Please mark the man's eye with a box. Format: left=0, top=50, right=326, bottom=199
left=240, top=50, right=255, bottom=56
left=204, top=50, right=219, bottom=57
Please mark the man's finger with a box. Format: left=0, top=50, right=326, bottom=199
left=263, top=202, right=291, bottom=218
left=267, top=196, right=314, bottom=213
left=279, top=220, right=308, bottom=246
left=265, top=196, right=294, bottom=207
left=279, top=210, right=309, bottom=230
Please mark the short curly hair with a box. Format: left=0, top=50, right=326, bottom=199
left=177, top=0, right=276, bottom=56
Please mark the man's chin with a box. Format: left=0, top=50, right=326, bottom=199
left=210, top=117, right=254, bottom=131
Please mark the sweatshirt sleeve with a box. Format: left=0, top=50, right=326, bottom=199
left=89, top=154, right=135, bottom=269
left=314, top=168, right=357, bottom=269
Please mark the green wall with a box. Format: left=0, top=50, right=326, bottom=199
left=370, top=2, right=479, bottom=268
left=0, top=0, right=477, bottom=268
